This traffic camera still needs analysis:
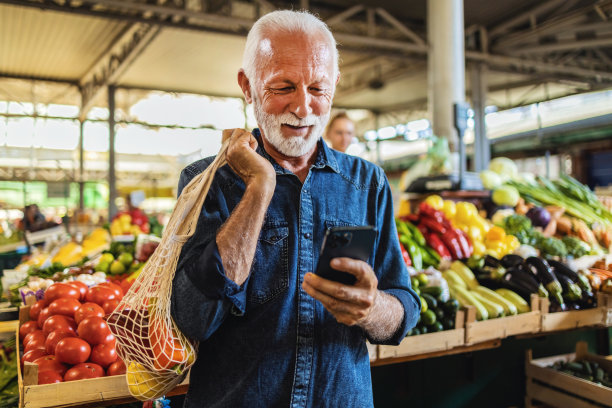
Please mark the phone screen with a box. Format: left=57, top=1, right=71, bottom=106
left=314, top=226, right=377, bottom=285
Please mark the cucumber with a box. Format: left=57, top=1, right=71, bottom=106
left=428, top=321, right=443, bottom=332
left=495, top=288, right=531, bottom=314
left=420, top=296, right=428, bottom=313
left=442, top=299, right=460, bottom=313
left=433, top=307, right=445, bottom=321
left=450, top=261, right=479, bottom=290
left=422, top=293, right=438, bottom=310
left=443, top=270, right=467, bottom=289
left=441, top=316, right=455, bottom=330
left=449, top=284, right=488, bottom=320
left=420, top=309, right=437, bottom=326
left=473, top=286, right=518, bottom=315
left=421, top=286, right=443, bottom=297
left=471, top=291, right=505, bottom=319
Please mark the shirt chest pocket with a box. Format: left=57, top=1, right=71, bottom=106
left=247, top=225, right=289, bottom=305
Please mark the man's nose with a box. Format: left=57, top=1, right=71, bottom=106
left=289, top=87, right=312, bottom=118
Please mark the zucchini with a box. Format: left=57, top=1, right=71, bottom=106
left=471, top=291, right=505, bottom=318
left=450, top=261, right=479, bottom=290
left=495, top=288, right=531, bottom=313
left=421, top=293, right=438, bottom=310
left=449, top=284, right=488, bottom=320
left=421, top=286, right=443, bottom=297
left=473, top=286, right=518, bottom=315
left=443, top=270, right=467, bottom=289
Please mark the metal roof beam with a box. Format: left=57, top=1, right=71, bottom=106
left=506, top=37, right=612, bottom=55
left=79, top=23, right=161, bottom=121
left=488, top=0, right=566, bottom=38
left=326, top=5, right=364, bottom=26
left=375, top=7, right=425, bottom=46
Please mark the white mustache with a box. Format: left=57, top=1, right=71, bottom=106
left=278, top=113, right=317, bottom=127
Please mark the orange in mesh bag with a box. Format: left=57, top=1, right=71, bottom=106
left=107, top=132, right=232, bottom=400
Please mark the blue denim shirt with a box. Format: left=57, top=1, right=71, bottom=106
left=171, top=129, right=420, bottom=408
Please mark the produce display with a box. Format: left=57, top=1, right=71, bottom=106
left=407, top=272, right=459, bottom=335
left=110, top=212, right=150, bottom=236
left=548, top=359, right=612, bottom=388
left=19, top=281, right=127, bottom=384
left=0, top=336, right=18, bottom=407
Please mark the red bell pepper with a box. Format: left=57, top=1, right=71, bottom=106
left=425, top=232, right=452, bottom=260
left=455, top=229, right=473, bottom=258
left=398, top=234, right=412, bottom=267
left=420, top=217, right=447, bottom=235
left=439, top=231, right=464, bottom=260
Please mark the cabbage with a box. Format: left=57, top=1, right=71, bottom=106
left=492, top=185, right=520, bottom=207
left=480, top=170, right=502, bottom=190
left=489, top=157, right=518, bottom=179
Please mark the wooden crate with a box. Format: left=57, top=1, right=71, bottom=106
left=464, top=295, right=541, bottom=345
left=525, top=341, right=612, bottom=408
left=16, top=305, right=188, bottom=407
left=598, top=292, right=612, bottom=327
left=366, top=342, right=377, bottom=363
left=540, top=296, right=608, bottom=333
left=377, top=310, right=465, bottom=359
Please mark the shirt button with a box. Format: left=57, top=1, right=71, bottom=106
left=304, top=232, right=312, bottom=239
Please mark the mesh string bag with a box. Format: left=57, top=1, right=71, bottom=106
left=107, top=132, right=232, bottom=400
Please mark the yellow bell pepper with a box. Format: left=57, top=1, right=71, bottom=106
left=503, top=235, right=520, bottom=252
left=473, top=241, right=486, bottom=257
left=486, top=226, right=506, bottom=242
left=442, top=200, right=456, bottom=219
left=455, top=202, right=478, bottom=224
left=126, top=362, right=166, bottom=400
left=425, top=194, right=444, bottom=210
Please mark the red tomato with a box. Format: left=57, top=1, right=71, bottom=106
left=37, top=307, right=53, bottom=329
left=55, top=337, right=91, bottom=365
left=98, top=282, right=124, bottom=298
left=23, top=330, right=44, bottom=348
left=33, top=355, right=68, bottom=376
left=38, top=370, right=63, bottom=384
left=101, top=299, right=120, bottom=315
left=74, top=302, right=105, bottom=324
left=43, top=315, right=77, bottom=337
left=45, top=330, right=76, bottom=355
left=106, top=359, right=126, bottom=376
left=29, top=300, right=46, bottom=321
left=22, top=349, right=47, bottom=364
left=19, top=321, right=39, bottom=341
left=119, top=279, right=133, bottom=294
left=48, top=298, right=81, bottom=318
left=44, top=283, right=80, bottom=303
left=64, top=363, right=105, bottom=381
left=77, top=316, right=114, bottom=345
left=90, top=343, right=118, bottom=368
left=24, top=334, right=46, bottom=353
left=85, top=286, right=120, bottom=306
left=67, top=281, right=88, bottom=301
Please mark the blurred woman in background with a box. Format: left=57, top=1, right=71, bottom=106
left=325, top=112, right=355, bottom=153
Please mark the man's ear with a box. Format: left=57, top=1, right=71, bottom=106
left=238, top=70, right=253, bottom=104
left=335, top=72, right=340, bottom=86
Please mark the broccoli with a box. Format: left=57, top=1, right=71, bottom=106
left=502, top=214, right=532, bottom=236
left=561, top=236, right=590, bottom=258
left=538, top=236, right=568, bottom=258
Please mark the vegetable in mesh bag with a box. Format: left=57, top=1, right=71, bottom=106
left=107, top=134, right=231, bottom=401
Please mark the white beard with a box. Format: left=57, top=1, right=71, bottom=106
left=253, top=97, right=329, bottom=157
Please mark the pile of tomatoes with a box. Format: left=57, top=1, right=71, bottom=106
left=19, top=281, right=127, bottom=384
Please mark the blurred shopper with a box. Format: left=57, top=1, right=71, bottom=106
left=171, top=10, right=420, bottom=408
left=21, top=204, right=58, bottom=232
left=325, top=111, right=355, bottom=152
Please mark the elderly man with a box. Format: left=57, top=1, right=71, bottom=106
left=171, top=9, right=420, bottom=408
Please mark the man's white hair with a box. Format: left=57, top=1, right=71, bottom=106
left=242, top=10, right=339, bottom=85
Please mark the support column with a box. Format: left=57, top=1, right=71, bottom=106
left=78, top=119, right=85, bottom=211
left=427, top=0, right=466, bottom=152
left=108, top=86, right=117, bottom=219
left=471, top=62, right=490, bottom=171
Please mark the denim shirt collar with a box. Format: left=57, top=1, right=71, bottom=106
left=252, top=128, right=340, bottom=175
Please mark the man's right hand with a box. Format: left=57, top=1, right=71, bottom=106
left=223, top=129, right=276, bottom=191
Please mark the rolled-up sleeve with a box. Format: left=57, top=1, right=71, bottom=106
left=367, top=169, right=421, bottom=345
left=171, top=164, right=249, bottom=342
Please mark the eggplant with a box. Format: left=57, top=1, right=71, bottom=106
left=526, top=257, right=564, bottom=305
left=503, top=267, right=549, bottom=299
left=499, top=279, right=535, bottom=302
left=548, top=260, right=593, bottom=295
left=500, top=254, right=524, bottom=268
left=554, top=271, right=582, bottom=302
left=484, top=255, right=503, bottom=269
left=477, top=277, right=504, bottom=291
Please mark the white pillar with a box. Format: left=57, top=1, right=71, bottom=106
left=471, top=62, right=489, bottom=171
left=427, top=0, right=466, bottom=152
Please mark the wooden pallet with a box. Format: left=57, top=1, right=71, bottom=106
left=540, top=296, right=608, bottom=332
left=464, top=295, right=541, bottom=345
left=16, top=305, right=188, bottom=407
left=377, top=310, right=465, bottom=359
left=525, top=341, right=612, bottom=408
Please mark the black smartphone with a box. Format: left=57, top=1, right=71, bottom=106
left=315, top=226, right=377, bottom=285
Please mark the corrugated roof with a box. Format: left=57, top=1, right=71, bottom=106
left=0, top=3, right=128, bottom=80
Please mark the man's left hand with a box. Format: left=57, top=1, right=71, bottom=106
left=302, top=258, right=378, bottom=326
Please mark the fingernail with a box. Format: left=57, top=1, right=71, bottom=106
left=331, top=259, right=340, bottom=266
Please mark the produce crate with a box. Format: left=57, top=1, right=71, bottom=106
left=525, top=341, right=612, bottom=408
left=366, top=341, right=377, bottom=363
left=377, top=310, right=465, bottom=359
left=598, top=292, right=612, bottom=327
left=539, top=296, right=609, bottom=333
left=16, top=305, right=188, bottom=407
left=464, top=294, right=541, bottom=345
